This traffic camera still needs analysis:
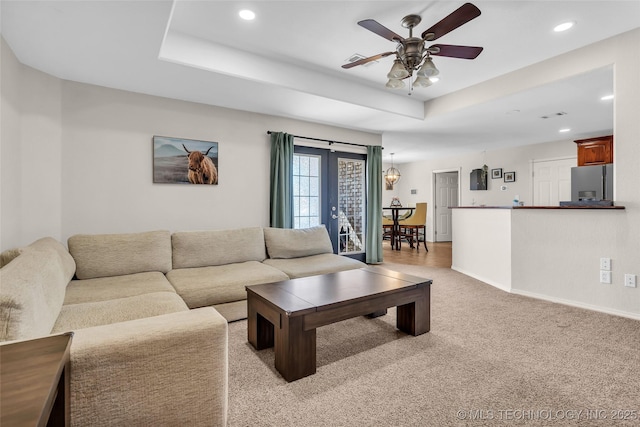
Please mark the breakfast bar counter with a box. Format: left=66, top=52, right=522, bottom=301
left=450, top=205, right=627, bottom=295
left=450, top=205, right=625, bottom=209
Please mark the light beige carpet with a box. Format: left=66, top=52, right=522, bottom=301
left=227, top=264, right=639, bottom=426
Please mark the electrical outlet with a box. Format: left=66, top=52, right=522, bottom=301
left=624, top=274, right=637, bottom=288
left=600, top=270, right=612, bottom=284
left=600, top=257, right=611, bottom=271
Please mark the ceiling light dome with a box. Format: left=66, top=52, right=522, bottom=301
left=239, top=10, right=255, bottom=20
left=554, top=21, right=575, bottom=32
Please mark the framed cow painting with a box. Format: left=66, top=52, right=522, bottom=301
left=153, top=136, right=218, bottom=185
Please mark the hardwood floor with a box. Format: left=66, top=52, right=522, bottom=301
left=382, top=240, right=452, bottom=268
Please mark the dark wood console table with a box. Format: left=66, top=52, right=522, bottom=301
left=1, top=332, right=73, bottom=427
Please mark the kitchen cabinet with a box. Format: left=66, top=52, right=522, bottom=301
left=575, top=135, right=613, bottom=166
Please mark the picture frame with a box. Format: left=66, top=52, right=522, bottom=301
left=491, top=168, right=503, bottom=179
left=504, top=171, right=516, bottom=182
left=153, top=136, right=218, bottom=185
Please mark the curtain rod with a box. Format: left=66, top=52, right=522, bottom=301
left=266, top=131, right=382, bottom=149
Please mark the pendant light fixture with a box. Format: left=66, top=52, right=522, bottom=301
left=384, top=153, right=401, bottom=187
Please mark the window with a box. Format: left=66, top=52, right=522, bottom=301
left=293, top=154, right=321, bottom=229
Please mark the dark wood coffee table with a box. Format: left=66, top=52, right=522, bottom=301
left=246, top=266, right=431, bottom=382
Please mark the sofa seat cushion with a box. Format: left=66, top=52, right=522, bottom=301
left=166, top=261, right=289, bottom=308
left=212, top=300, right=249, bottom=323
left=52, top=292, right=188, bottom=333
left=263, top=253, right=366, bottom=279
left=68, top=230, right=172, bottom=279
left=64, top=272, right=176, bottom=305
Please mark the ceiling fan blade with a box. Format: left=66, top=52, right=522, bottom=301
left=429, top=44, right=483, bottom=59
left=342, top=51, right=395, bottom=69
left=358, top=19, right=404, bottom=42
left=421, top=3, right=481, bottom=41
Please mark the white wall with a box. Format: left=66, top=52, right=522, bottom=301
left=399, top=28, right=640, bottom=318
left=511, top=209, right=637, bottom=318
left=393, top=138, right=576, bottom=241
left=1, top=37, right=63, bottom=248
left=452, top=208, right=512, bottom=292
left=0, top=37, right=381, bottom=249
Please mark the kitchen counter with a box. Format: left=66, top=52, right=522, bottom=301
left=450, top=205, right=627, bottom=294
left=451, top=205, right=625, bottom=209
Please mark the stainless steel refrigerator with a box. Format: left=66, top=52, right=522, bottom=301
left=571, top=164, right=613, bottom=201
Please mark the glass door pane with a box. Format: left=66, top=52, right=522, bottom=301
left=293, top=154, right=321, bottom=229
left=337, top=158, right=365, bottom=255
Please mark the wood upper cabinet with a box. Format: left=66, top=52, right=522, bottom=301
left=575, top=135, right=613, bottom=166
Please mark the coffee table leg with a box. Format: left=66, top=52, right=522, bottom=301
left=397, top=284, right=430, bottom=335
left=248, top=295, right=274, bottom=350
left=275, top=315, right=316, bottom=382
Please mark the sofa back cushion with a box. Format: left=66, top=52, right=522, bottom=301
left=68, top=231, right=172, bottom=279
left=172, top=227, right=266, bottom=269
left=0, top=237, right=76, bottom=341
left=0, top=247, right=23, bottom=268
left=264, top=226, right=333, bottom=259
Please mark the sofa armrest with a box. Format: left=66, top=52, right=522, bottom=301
left=69, top=308, right=228, bottom=427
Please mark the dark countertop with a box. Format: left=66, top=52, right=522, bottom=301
left=451, top=205, right=625, bottom=210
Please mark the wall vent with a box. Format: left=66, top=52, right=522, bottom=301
left=540, top=111, right=568, bottom=119
left=346, top=53, right=378, bottom=67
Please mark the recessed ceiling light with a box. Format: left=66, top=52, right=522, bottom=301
left=554, top=21, right=575, bottom=32
left=559, top=128, right=571, bottom=133
left=600, top=94, right=614, bottom=101
left=239, top=9, right=255, bottom=20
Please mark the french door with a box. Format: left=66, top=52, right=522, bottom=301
left=293, top=146, right=367, bottom=262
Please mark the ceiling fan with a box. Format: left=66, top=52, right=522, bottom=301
left=342, top=2, right=483, bottom=89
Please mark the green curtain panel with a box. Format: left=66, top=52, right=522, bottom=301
left=366, top=145, right=383, bottom=263
left=269, top=132, right=294, bottom=228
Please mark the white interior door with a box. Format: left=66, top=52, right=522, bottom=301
left=435, top=172, right=459, bottom=242
left=533, top=157, right=576, bottom=206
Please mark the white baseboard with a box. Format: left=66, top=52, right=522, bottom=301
left=451, top=265, right=512, bottom=292
left=511, top=288, right=640, bottom=321
left=452, top=266, right=640, bottom=321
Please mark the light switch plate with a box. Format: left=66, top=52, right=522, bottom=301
left=600, top=258, right=611, bottom=271
left=600, top=270, right=612, bottom=284
left=624, top=274, right=637, bottom=288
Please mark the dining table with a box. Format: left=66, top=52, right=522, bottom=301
left=382, top=206, right=415, bottom=250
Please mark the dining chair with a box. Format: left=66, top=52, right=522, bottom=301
left=398, top=202, right=428, bottom=251
left=382, top=216, right=393, bottom=241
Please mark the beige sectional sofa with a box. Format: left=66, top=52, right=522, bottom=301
left=0, top=225, right=365, bottom=426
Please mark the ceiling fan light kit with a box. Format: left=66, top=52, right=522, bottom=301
left=343, top=2, right=483, bottom=91
left=387, top=59, right=410, bottom=79
left=385, top=78, right=406, bottom=89
left=413, top=76, right=433, bottom=88
left=417, top=57, right=439, bottom=77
